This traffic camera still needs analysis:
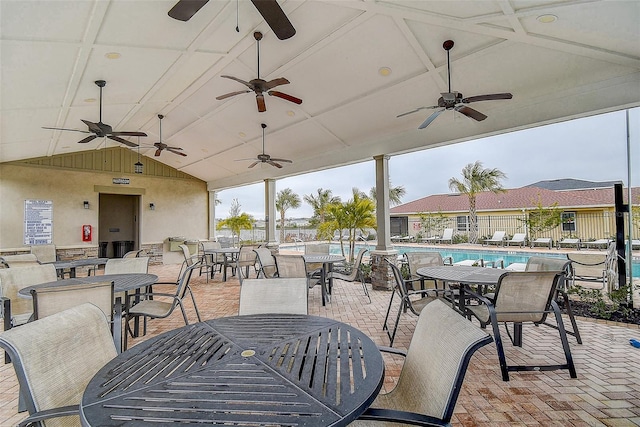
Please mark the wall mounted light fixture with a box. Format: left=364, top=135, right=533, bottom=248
left=149, top=203, right=155, bottom=210
left=83, top=201, right=90, bottom=209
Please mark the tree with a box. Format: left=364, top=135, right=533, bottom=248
left=344, top=189, right=376, bottom=261
left=369, top=181, right=406, bottom=206
left=418, top=210, right=448, bottom=239
left=448, top=161, right=506, bottom=244
left=304, top=188, right=340, bottom=238
left=276, top=188, right=301, bottom=242
left=216, top=199, right=254, bottom=246
left=522, top=198, right=562, bottom=239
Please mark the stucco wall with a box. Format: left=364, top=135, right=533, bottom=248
left=0, top=163, right=208, bottom=250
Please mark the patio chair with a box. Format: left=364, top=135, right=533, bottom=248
left=557, top=237, right=581, bottom=249
left=304, top=242, right=330, bottom=271
left=122, top=249, right=144, bottom=258
left=238, top=278, right=308, bottom=315
left=482, top=231, right=506, bottom=246
left=199, top=240, right=224, bottom=279
left=0, top=254, right=40, bottom=268
left=631, top=239, right=640, bottom=250
left=530, top=237, right=553, bottom=249
left=465, top=270, right=577, bottom=381
left=327, top=249, right=370, bottom=303
left=236, top=245, right=259, bottom=284
left=566, top=251, right=610, bottom=290
left=403, top=251, right=452, bottom=291
left=505, top=233, right=527, bottom=247
left=383, top=260, right=451, bottom=346
left=0, top=303, right=118, bottom=427
left=254, top=247, right=278, bottom=278
left=179, top=243, right=214, bottom=283
left=356, top=299, right=492, bottom=427
left=274, top=254, right=322, bottom=289
left=124, top=261, right=202, bottom=350
left=30, top=244, right=57, bottom=263
left=423, top=228, right=454, bottom=245
left=581, top=238, right=612, bottom=250
left=30, top=281, right=123, bottom=353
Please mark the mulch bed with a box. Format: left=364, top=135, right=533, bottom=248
left=566, top=300, right=640, bottom=324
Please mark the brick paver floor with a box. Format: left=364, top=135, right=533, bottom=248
left=1, top=261, right=639, bottom=426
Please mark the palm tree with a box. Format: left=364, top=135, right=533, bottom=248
left=344, top=190, right=376, bottom=261
left=448, top=161, right=506, bottom=244
left=276, top=188, right=301, bottom=242
left=216, top=199, right=254, bottom=246
left=303, top=188, right=340, bottom=236
left=369, top=181, right=406, bottom=206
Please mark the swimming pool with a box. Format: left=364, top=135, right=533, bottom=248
left=323, top=243, right=640, bottom=276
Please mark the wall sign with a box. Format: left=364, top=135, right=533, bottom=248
left=24, top=200, right=53, bottom=245
left=112, top=178, right=130, bottom=185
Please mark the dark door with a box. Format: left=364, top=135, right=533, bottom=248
left=98, top=194, right=140, bottom=258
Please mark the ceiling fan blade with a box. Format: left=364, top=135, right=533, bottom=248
left=270, top=158, right=292, bottom=163
left=168, top=0, right=209, bottom=21
left=77, top=135, right=98, bottom=144
left=251, top=0, right=296, bottom=40
left=418, top=109, right=445, bottom=129
left=455, top=105, right=487, bottom=121
left=268, top=160, right=283, bottom=168
left=108, top=135, right=139, bottom=147
left=167, top=148, right=187, bottom=157
left=111, top=131, right=147, bottom=137
left=155, top=148, right=163, bottom=157
left=248, top=161, right=259, bottom=168
left=81, top=119, right=102, bottom=134
left=216, top=90, right=251, bottom=100
left=264, top=78, right=289, bottom=89
left=256, top=94, right=266, bottom=112
left=396, top=105, right=438, bottom=118
left=268, top=91, right=302, bottom=104
left=221, top=75, right=253, bottom=88
left=42, top=126, right=91, bottom=134
left=461, top=93, right=513, bottom=103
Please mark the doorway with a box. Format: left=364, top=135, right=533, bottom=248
left=98, top=194, right=140, bottom=258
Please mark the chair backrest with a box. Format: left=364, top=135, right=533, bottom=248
left=123, top=250, right=143, bottom=258
left=32, top=281, right=114, bottom=321
left=104, top=257, right=149, bottom=274
left=441, top=228, right=453, bottom=240
left=526, top=256, right=570, bottom=272
left=490, top=231, right=506, bottom=241
left=337, top=249, right=368, bottom=281
left=238, top=245, right=258, bottom=266
left=390, top=299, right=492, bottom=423
left=305, top=243, right=330, bottom=255
left=179, top=244, right=195, bottom=267
left=200, top=240, right=221, bottom=251
left=510, top=233, right=526, bottom=242
left=30, top=244, right=57, bottom=263
left=239, top=278, right=308, bottom=315
left=493, top=271, right=560, bottom=323
left=405, top=252, right=444, bottom=278
left=0, top=303, right=118, bottom=427
left=1, top=253, right=40, bottom=268
left=387, top=261, right=415, bottom=309
left=0, top=264, right=58, bottom=326
left=566, top=252, right=606, bottom=278
left=274, top=255, right=308, bottom=278
left=254, top=247, right=277, bottom=278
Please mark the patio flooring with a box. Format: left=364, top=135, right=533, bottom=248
left=1, top=258, right=639, bottom=426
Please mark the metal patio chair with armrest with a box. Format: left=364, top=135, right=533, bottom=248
left=1, top=264, right=59, bottom=363
left=124, top=261, right=202, bottom=350
left=30, top=281, right=123, bottom=353
left=0, top=303, right=118, bottom=427
left=0, top=254, right=41, bottom=268
left=304, top=242, right=330, bottom=271
left=238, top=278, right=308, bottom=315
left=274, top=254, right=323, bottom=289
left=464, top=270, right=577, bottom=381
left=254, top=247, right=278, bottom=278
left=30, top=244, right=57, bottom=263
left=199, top=240, right=223, bottom=279
left=403, top=251, right=452, bottom=292
left=179, top=243, right=213, bottom=283
left=383, top=260, right=452, bottom=346
left=236, top=245, right=259, bottom=284
left=327, top=248, right=370, bottom=303
left=354, top=299, right=492, bottom=427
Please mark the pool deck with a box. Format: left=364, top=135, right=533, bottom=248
left=1, top=253, right=639, bottom=426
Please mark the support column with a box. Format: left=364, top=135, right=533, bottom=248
left=265, top=179, right=277, bottom=247
left=208, top=189, right=217, bottom=241
left=371, top=154, right=397, bottom=290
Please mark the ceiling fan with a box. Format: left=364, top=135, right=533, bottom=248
left=216, top=31, right=302, bottom=113
left=398, top=40, right=513, bottom=130
left=238, top=123, right=292, bottom=168
left=151, top=114, right=186, bottom=157
left=168, top=0, right=295, bottom=40
left=42, top=80, right=146, bottom=148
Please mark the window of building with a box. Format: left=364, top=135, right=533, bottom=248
left=456, top=216, right=469, bottom=232
left=561, top=212, right=576, bottom=232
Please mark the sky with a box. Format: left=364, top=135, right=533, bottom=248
left=216, top=108, right=639, bottom=220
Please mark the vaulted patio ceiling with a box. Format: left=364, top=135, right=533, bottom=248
left=1, top=0, right=639, bottom=191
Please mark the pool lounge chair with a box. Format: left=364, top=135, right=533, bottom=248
left=581, top=238, right=612, bottom=250
left=557, top=237, right=581, bottom=250
left=422, top=228, right=454, bottom=244
left=505, top=233, right=527, bottom=247
left=530, top=237, right=553, bottom=249
left=483, top=231, right=506, bottom=246
left=632, top=240, right=640, bottom=250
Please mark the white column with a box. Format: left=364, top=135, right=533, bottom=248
left=265, top=179, right=277, bottom=245
left=374, top=154, right=391, bottom=251
left=208, top=189, right=217, bottom=241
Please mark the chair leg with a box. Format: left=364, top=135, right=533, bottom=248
left=382, top=289, right=397, bottom=333
left=359, top=273, right=371, bottom=303
left=551, top=300, right=578, bottom=378
left=187, top=286, right=202, bottom=322
left=487, top=310, right=511, bottom=381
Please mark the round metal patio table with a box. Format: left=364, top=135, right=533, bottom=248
left=80, top=314, right=385, bottom=427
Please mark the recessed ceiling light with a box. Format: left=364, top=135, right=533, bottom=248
left=286, top=110, right=295, bottom=117
left=537, top=14, right=557, bottom=23
left=378, top=67, right=392, bottom=77
left=84, top=98, right=97, bottom=103
left=105, top=52, right=121, bottom=59
left=239, top=132, right=246, bottom=138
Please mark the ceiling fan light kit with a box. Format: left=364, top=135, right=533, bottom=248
left=398, top=40, right=513, bottom=129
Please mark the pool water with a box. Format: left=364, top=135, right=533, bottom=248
left=327, top=243, right=640, bottom=276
